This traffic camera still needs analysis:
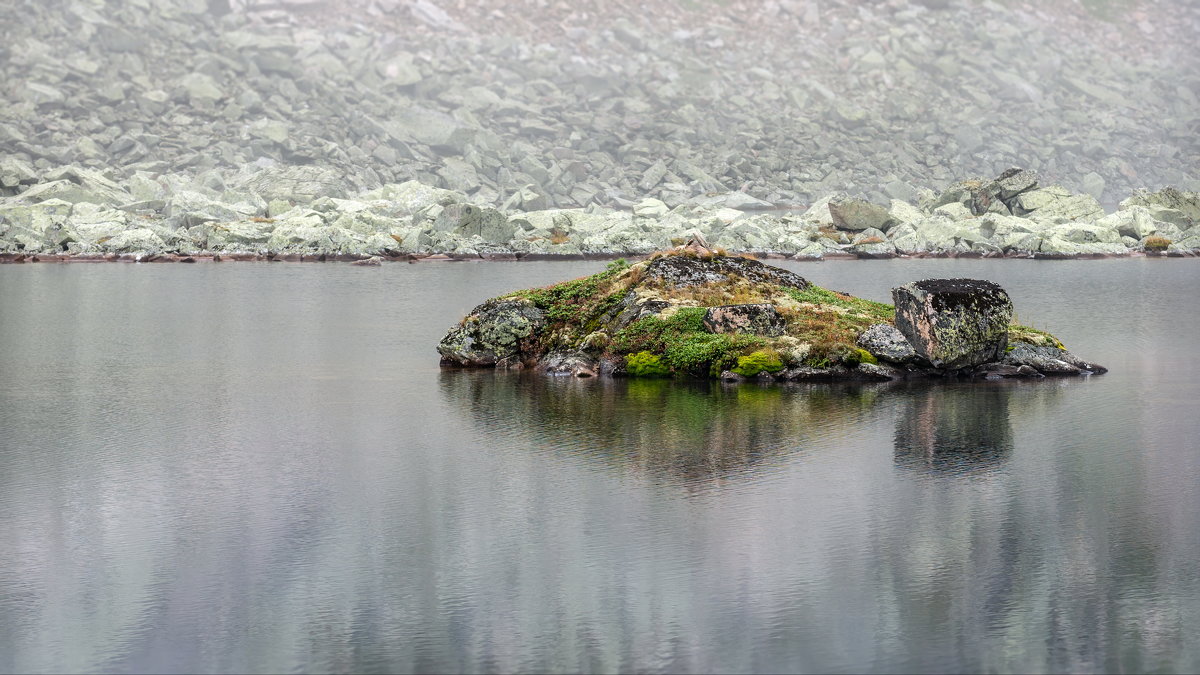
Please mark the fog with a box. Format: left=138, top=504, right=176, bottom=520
left=2, top=0, right=1197, bottom=210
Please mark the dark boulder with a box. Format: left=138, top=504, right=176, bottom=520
left=640, top=253, right=808, bottom=291
left=892, top=278, right=1013, bottom=370
left=437, top=297, right=545, bottom=366
left=702, top=304, right=786, bottom=337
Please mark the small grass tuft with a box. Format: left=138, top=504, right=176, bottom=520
left=1144, top=236, right=1171, bottom=252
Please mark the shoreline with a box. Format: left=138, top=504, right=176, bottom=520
left=2, top=250, right=1195, bottom=265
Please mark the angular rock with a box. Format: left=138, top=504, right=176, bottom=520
left=892, top=279, right=1013, bottom=370
left=688, top=192, right=774, bottom=211
left=541, top=351, right=599, bottom=377
left=1003, top=343, right=1107, bottom=375
left=702, top=304, right=786, bottom=337
left=1120, top=187, right=1200, bottom=228
left=1012, top=186, right=1104, bottom=222
left=235, top=166, right=345, bottom=204
left=856, top=323, right=918, bottom=364
left=640, top=252, right=808, bottom=291
left=828, top=195, right=892, bottom=231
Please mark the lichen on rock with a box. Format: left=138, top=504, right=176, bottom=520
left=892, top=278, right=1013, bottom=370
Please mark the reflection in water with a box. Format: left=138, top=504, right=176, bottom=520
left=440, top=371, right=888, bottom=485
left=892, top=380, right=1077, bottom=476
left=3, top=262, right=1200, bottom=673
left=893, top=383, right=1015, bottom=474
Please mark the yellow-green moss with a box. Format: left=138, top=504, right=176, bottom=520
left=732, top=350, right=785, bottom=377
left=626, top=351, right=671, bottom=377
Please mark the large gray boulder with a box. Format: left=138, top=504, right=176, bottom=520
left=1012, top=186, right=1105, bottom=222
left=828, top=195, right=892, bottom=231
left=702, top=304, right=786, bottom=337
left=892, top=279, right=1013, bottom=370
left=438, top=298, right=546, bottom=367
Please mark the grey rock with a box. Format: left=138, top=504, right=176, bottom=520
left=828, top=195, right=892, bottom=231
left=1012, top=186, right=1105, bottom=222
left=437, top=298, right=545, bottom=367
left=1120, top=187, right=1200, bottom=228
left=1003, top=343, right=1106, bottom=375
left=1081, top=171, right=1106, bottom=200
left=541, top=351, right=599, bottom=377
left=702, top=304, right=786, bottom=337
left=856, top=323, right=918, bottom=364
left=235, top=166, right=344, bottom=204
left=688, top=192, right=774, bottom=211
left=640, top=252, right=808, bottom=291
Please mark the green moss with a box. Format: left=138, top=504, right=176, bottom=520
left=731, top=350, right=785, bottom=377
left=665, top=332, right=766, bottom=377
left=626, top=351, right=670, bottom=377
left=510, top=258, right=630, bottom=324
left=610, top=307, right=708, bottom=354
left=854, top=348, right=878, bottom=365
left=611, top=308, right=767, bottom=377
left=781, top=286, right=896, bottom=365
left=1008, top=324, right=1065, bottom=350
left=785, top=286, right=894, bottom=323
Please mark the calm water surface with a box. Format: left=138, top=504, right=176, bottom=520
left=1, top=259, right=1199, bottom=673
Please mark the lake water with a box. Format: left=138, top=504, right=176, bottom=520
left=2, top=259, right=1199, bottom=674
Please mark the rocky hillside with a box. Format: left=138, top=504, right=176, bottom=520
left=2, top=0, right=1197, bottom=212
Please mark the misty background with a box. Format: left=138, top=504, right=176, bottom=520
left=1, top=0, right=1197, bottom=210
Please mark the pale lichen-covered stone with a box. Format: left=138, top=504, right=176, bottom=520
left=828, top=195, right=892, bottom=231
left=702, top=304, right=786, bottom=337
left=438, top=298, right=545, bottom=367
left=856, top=324, right=917, bottom=364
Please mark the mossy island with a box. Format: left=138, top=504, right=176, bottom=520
left=438, top=242, right=1106, bottom=383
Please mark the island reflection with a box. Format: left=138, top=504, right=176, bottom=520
left=440, top=371, right=891, bottom=484
left=443, top=372, right=1082, bottom=484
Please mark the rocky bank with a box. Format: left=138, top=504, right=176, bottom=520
left=437, top=248, right=1106, bottom=383
left=1, top=164, right=1198, bottom=261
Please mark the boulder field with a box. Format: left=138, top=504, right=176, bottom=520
left=437, top=248, right=1105, bottom=383
left=2, top=0, right=1197, bottom=211
left=1, top=166, right=1198, bottom=261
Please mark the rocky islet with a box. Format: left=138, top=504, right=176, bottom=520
left=437, top=249, right=1105, bottom=383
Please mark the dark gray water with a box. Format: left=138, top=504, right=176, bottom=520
left=2, top=259, right=1199, bottom=674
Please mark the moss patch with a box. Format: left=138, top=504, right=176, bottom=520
left=732, top=350, right=785, bottom=377
left=1008, top=324, right=1065, bottom=350
left=626, top=351, right=671, bottom=377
